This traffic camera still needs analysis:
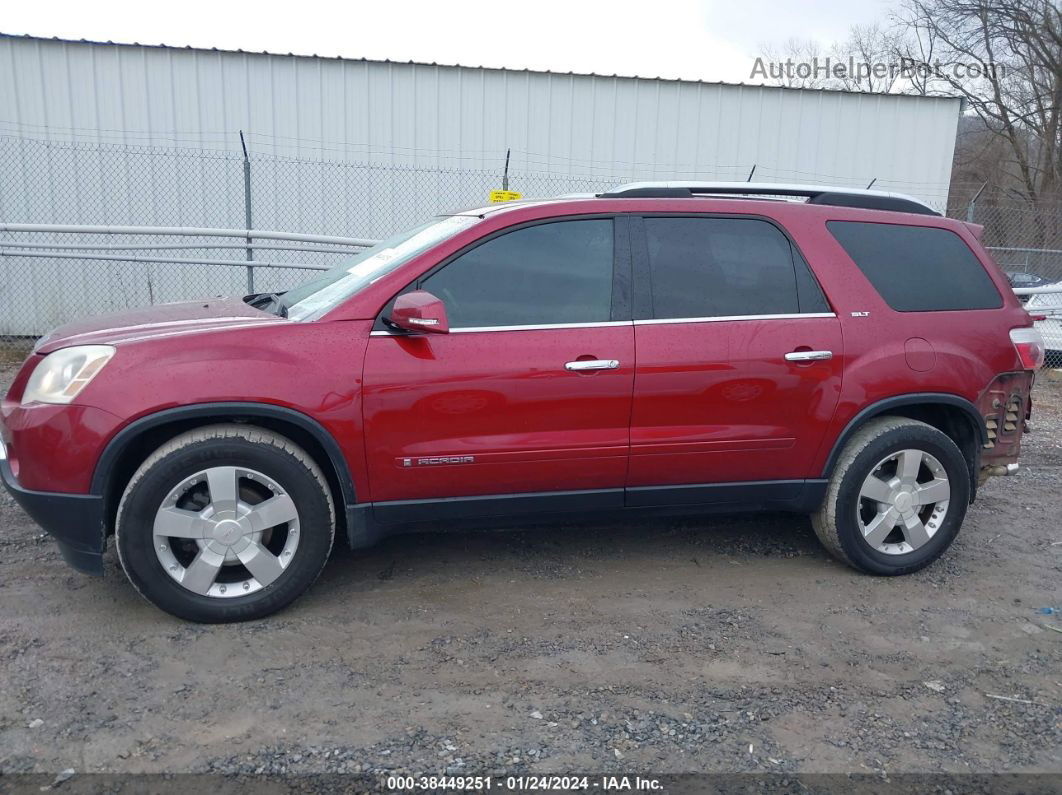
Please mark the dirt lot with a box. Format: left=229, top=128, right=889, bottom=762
left=1, top=359, right=1061, bottom=783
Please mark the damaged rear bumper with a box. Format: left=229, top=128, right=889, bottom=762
left=977, top=371, right=1033, bottom=484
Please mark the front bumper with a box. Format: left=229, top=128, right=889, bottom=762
left=1, top=448, right=106, bottom=575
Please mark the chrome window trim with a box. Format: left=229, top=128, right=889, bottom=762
left=633, top=312, right=836, bottom=326
left=368, top=314, right=836, bottom=335
left=369, top=320, right=632, bottom=336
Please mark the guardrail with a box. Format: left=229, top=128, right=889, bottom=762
left=0, top=223, right=379, bottom=247
left=0, top=249, right=335, bottom=271
left=0, top=223, right=381, bottom=292
left=0, top=224, right=387, bottom=336
left=2, top=224, right=1062, bottom=366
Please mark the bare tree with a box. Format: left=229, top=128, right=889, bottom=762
left=895, top=0, right=1062, bottom=203
left=756, top=24, right=925, bottom=94
left=829, top=24, right=907, bottom=93
left=756, top=38, right=831, bottom=89
left=950, top=116, right=1020, bottom=206
left=892, top=6, right=941, bottom=95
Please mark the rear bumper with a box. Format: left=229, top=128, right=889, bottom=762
left=1, top=452, right=105, bottom=575
left=978, top=371, right=1034, bottom=466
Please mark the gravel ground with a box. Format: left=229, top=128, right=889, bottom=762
left=1, top=359, right=1061, bottom=784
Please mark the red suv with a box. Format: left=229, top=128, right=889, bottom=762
left=1, top=183, right=1045, bottom=622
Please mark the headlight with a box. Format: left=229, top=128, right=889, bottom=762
left=21, top=345, right=116, bottom=406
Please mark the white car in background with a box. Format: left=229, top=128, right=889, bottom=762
left=1025, top=287, right=1062, bottom=366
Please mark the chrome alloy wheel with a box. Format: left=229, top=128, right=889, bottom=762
left=857, top=449, right=951, bottom=556
left=153, top=466, right=300, bottom=598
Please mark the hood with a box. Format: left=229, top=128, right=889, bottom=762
left=35, top=297, right=286, bottom=353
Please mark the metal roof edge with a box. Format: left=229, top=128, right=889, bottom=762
left=0, top=31, right=965, bottom=103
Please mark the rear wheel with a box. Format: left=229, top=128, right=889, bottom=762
left=116, top=425, right=334, bottom=622
left=812, top=417, right=970, bottom=575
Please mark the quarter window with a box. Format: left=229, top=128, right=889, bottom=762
left=828, top=221, right=1002, bottom=312
left=642, top=217, right=826, bottom=319
left=420, top=219, right=614, bottom=328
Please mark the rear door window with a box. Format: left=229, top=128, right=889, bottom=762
left=828, top=221, right=1002, bottom=311
left=641, top=217, right=828, bottom=319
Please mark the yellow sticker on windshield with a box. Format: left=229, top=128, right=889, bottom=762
left=489, top=190, right=522, bottom=203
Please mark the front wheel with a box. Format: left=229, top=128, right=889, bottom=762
left=812, top=417, right=970, bottom=576
left=116, top=425, right=335, bottom=622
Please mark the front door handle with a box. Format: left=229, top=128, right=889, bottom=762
left=785, top=350, right=833, bottom=362
left=565, top=359, right=620, bottom=371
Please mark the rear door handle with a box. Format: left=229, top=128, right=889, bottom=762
left=565, top=359, right=619, bottom=371
left=785, top=350, right=833, bottom=362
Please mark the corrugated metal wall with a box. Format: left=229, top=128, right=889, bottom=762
left=1, top=35, right=961, bottom=206
left=0, top=34, right=962, bottom=334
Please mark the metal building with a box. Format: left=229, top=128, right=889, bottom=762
left=1, top=33, right=963, bottom=205
left=0, top=33, right=963, bottom=334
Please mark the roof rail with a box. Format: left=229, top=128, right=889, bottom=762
left=596, top=181, right=940, bottom=216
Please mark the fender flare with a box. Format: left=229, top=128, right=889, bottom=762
left=89, top=402, right=357, bottom=506
left=821, top=393, right=987, bottom=479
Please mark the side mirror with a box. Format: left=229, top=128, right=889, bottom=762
left=388, top=290, right=450, bottom=334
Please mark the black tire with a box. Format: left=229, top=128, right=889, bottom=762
left=116, top=424, right=335, bottom=622
left=812, top=416, right=970, bottom=576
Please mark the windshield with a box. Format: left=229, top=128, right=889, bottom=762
left=282, top=215, right=480, bottom=321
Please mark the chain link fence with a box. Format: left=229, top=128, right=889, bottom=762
left=2, top=131, right=1061, bottom=367
left=0, top=133, right=632, bottom=340
left=954, top=200, right=1062, bottom=368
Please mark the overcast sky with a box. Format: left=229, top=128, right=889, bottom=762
left=3, top=0, right=893, bottom=84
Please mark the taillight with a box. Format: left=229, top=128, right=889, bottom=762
left=1010, top=327, right=1046, bottom=370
